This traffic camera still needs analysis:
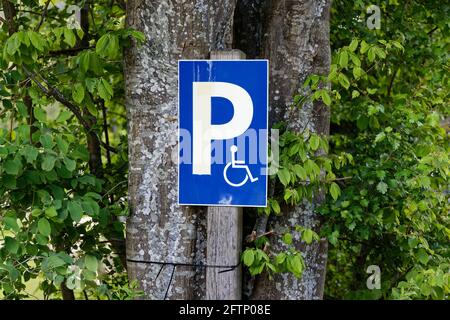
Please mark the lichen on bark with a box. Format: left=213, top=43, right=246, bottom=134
left=124, top=0, right=331, bottom=300
left=124, top=0, right=236, bottom=299
left=248, top=0, right=332, bottom=300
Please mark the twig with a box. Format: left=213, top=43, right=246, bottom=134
left=21, top=65, right=117, bottom=153
left=48, top=46, right=94, bottom=57
left=246, top=230, right=275, bottom=243
left=101, top=180, right=127, bottom=199
left=387, top=67, right=399, bottom=97
left=34, top=0, right=51, bottom=31
left=101, top=101, right=112, bottom=166
left=427, top=26, right=439, bottom=36
left=329, top=176, right=352, bottom=182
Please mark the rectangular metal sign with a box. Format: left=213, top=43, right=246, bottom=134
left=178, top=60, right=268, bottom=207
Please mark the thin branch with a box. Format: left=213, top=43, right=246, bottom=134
left=101, top=101, right=112, bottom=166
left=387, top=67, right=399, bottom=97
left=330, top=176, right=352, bottom=182
left=48, top=46, right=94, bottom=57
left=21, top=66, right=117, bottom=153
left=246, top=230, right=275, bottom=243
left=34, top=0, right=51, bottom=31
left=427, top=26, right=438, bottom=36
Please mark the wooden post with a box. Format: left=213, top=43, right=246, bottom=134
left=206, top=49, right=245, bottom=300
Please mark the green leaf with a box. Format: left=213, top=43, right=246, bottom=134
left=391, top=41, right=404, bottom=51
left=33, top=107, right=47, bottom=122
left=84, top=96, right=97, bottom=116
left=293, top=164, right=307, bottom=180
left=360, top=40, right=370, bottom=54
left=28, top=31, right=46, bottom=52
left=330, top=182, right=341, bottom=201
left=270, top=199, right=281, bottom=214
left=416, top=248, right=429, bottom=265
left=282, top=233, right=293, bottom=245
left=38, top=218, right=51, bottom=237
left=350, top=54, right=361, bottom=66
left=305, top=159, right=321, bottom=177
left=72, top=83, right=85, bottom=104
left=71, top=145, right=89, bottom=161
left=376, top=181, right=388, bottom=194
left=277, top=168, right=290, bottom=186
left=375, top=47, right=386, bottom=59
left=353, top=66, right=364, bottom=78
left=45, top=206, right=58, bottom=218
left=5, top=237, right=19, bottom=254
left=56, top=136, right=69, bottom=154
left=39, top=134, right=54, bottom=149
left=302, top=229, right=314, bottom=244
left=97, top=78, right=112, bottom=101
left=265, top=262, right=277, bottom=273
left=4, top=159, right=21, bottom=175
left=3, top=217, right=19, bottom=233
left=31, top=208, right=42, bottom=217
left=96, top=34, right=119, bottom=59
left=242, top=250, right=255, bottom=266
left=328, top=230, right=339, bottom=246
left=339, top=50, right=348, bottom=68
left=287, top=254, right=304, bottom=278
left=68, top=201, right=83, bottom=222
left=5, top=33, right=21, bottom=56
left=85, top=255, right=98, bottom=272
left=63, top=157, right=76, bottom=172
left=321, top=90, right=331, bottom=106
left=275, top=253, right=286, bottom=265
left=41, top=155, right=56, bottom=171
left=356, top=116, right=369, bottom=130
left=408, top=237, right=419, bottom=249
left=64, top=28, right=76, bottom=47
left=96, top=35, right=109, bottom=56
left=348, top=39, right=359, bottom=52
left=56, top=110, right=72, bottom=123
left=45, top=255, right=66, bottom=270
left=88, top=52, right=102, bottom=74
left=309, top=134, right=320, bottom=151
left=79, top=52, right=90, bottom=73
left=16, top=101, right=28, bottom=117
left=85, top=78, right=97, bottom=93
left=22, top=145, right=39, bottom=163
left=338, top=73, right=350, bottom=89
left=128, top=30, right=146, bottom=42
left=368, top=47, right=376, bottom=62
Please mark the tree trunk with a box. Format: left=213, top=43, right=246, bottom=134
left=124, top=0, right=236, bottom=299
left=250, top=0, right=331, bottom=300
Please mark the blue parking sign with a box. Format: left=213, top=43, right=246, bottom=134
left=178, top=60, right=268, bottom=207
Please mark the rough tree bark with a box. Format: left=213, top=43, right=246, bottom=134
left=249, top=0, right=332, bottom=300
left=125, top=0, right=331, bottom=300
left=124, top=0, right=236, bottom=299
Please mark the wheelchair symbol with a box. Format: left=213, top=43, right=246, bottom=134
left=223, top=145, right=258, bottom=187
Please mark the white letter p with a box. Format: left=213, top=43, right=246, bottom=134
left=192, top=82, right=253, bottom=175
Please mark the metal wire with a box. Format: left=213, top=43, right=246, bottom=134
left=127, top=258, right=241, bottom=300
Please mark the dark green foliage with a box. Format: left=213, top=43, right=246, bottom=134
left=321, top=0, right=450, bottom=299
left=0, top=0, right=142, bottom=299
